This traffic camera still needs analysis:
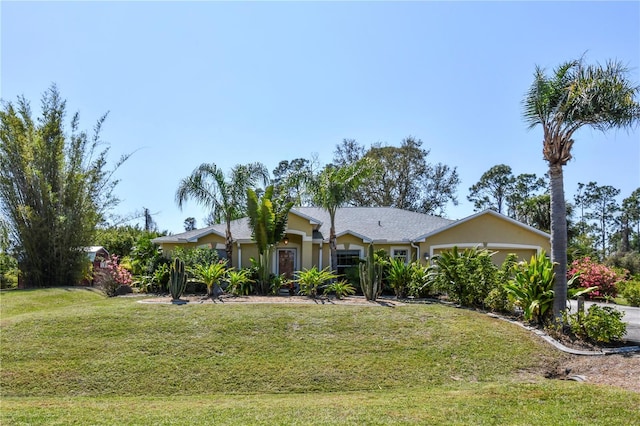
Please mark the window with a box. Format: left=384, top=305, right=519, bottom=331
left=392, top=248, right=409, bottom=264
left=336, top=250, right=361, bottom=277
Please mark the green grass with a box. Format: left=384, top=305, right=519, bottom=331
left=1, top=288, right=638, bottom=425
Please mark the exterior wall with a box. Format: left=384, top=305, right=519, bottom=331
left=423, top=213, right=550, bottom=265
left=286, top=213, right=316, bottom=236
left=238, top=244, right=259, bottom=269
left=156, top=211, right=549, bottom=272
left=312, top=244, right=321, bottom=269
left=430, top=246, right=538, bottom=265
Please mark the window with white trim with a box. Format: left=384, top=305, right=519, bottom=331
left=392, top=248, right=409, bottom=264
left=336, top=250, right=361, bottom=277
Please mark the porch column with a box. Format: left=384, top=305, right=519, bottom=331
left=302, top=236, right=313, bottom=270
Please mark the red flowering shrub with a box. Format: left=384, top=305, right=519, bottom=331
left=568, top=257, right=624, bottom=299
left=96, top=255, right=134, bottom=297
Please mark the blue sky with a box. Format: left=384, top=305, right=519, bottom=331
left=2, top=1, right=639, bottom=234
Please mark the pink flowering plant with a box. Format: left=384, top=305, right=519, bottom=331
left=96, top=255, right=134, bottom=297
left=568, top=257, right=624, bottom=300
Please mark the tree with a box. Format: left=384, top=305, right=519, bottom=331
left=520, top=193, right=551, bottom=232
left=467, top=164, right=515, bottom=214
left=310, top=159, right=373, bottom=273
left=94, top=225, right=162, bottom=258
left=246, top=185, right=294, bottom=294
left=621, top=188, right=640, bottom=252
left=580, top=182, right=620, bottom=259
left=183, top=217, right=196, bottom=231
left=333, top=137, right=460, bottom=215
left=523, top=57, right=640, bottom=321
left=175, top=162, right=269, bottom=267
left=272, top=158, right=314, bottom=205
left=507, top=173, right=547, bottom=221
left=142, top=207, right=157, bottom=232
left=0, top=85, right=128, bottom=287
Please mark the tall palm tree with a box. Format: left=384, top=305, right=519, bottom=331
left=246, top=185, right=294, bottom=294
left=175, top=162, right=269, bottom=267
left=311, top=159, right=373, bottom=274
left=523, top=57, right=640, bottom=321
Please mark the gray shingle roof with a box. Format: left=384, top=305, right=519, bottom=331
left=153, top=207, right=455, bottom=244
left=293, top=207, right=454, bottom=242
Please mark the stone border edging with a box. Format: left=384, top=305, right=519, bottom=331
left=486, top=313, right=640, bottom=356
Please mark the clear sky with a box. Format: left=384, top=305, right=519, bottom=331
left=2, top=1, right=639, bottom=234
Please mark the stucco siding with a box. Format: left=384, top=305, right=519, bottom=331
left=424, top=213, right=550, bottom=264
left=286, top=213, right=316, bottom=237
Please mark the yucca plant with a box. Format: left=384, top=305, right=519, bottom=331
left=192, top=260, right=227, bottom=297
left=225, top=268, right=255, bottom=296
left=295, top=266, right=338, bottom=298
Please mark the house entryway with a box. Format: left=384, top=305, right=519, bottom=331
left=277, top=248, right=296, bottom=279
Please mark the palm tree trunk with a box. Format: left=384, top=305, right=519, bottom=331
left=225, top=225, right=234, bottom=269
left=328, top=210, right=338, bottom=275
left=549, top=163, right=567, bottom=322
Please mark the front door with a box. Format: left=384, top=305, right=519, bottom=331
left=278, top=249, right=296, bottom=279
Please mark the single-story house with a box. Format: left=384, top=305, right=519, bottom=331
left=152, top=207, right=550, bottom=279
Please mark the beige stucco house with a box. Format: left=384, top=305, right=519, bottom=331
left=152, top=207, right=550, bottom=278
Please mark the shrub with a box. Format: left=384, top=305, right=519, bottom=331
left=96, top=255, right=134, bottom=297
left=0, top=251, right=19, bottom=289
left=296, top=266, right=338, bottom=298
left=568, top=257, right=624, bottom=300
left=323, top=280, right=356, bottom=299
left=386, top=257, right=412, bottom=299
left=484, top=254, right=518, bottom=313
left=606, top=251, right=640, bottom=276
left=269, top=274, right=291, bottom=295
left=504, top=252, right=555, bottom=325
left=432, top=246, right=498, bottom=308
left=171, top=247, right=220, bottom=270
left=407, top=263, right=436, bottom=298
left=622, top=280, right=640, bottom=307
left=226, top=269, right=255, bottom=296
left=566, top=305, right=626, bottom=343
left=192, top=260, right=227, bottom=297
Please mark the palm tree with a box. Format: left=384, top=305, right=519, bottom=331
left=246, top=185, right=294, bottom=294
left=176, top=162, right=269, bottom=267
left=310, top=159, right=373, bottom=274
left=523, top=57, right=640, bottom=321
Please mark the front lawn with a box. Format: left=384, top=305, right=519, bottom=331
left=1, top=288, right=638, bottom=425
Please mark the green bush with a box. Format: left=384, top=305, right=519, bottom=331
left=432, top=246, right=498, bottom=308
left=606, top=251, right=640, bottom=276
left=566, top=305, right=627, bottom=343
left=171, top=247, right=220, bottom=270
left=407, top=263, right=436, bottom=298
left=504, top=252, right=555, bottom=325
left=386, top=257, right=412, bottom=298
left=226, top=269, right=255, bottom=296
left=323, top=280, right=356, bottom=299
left=192, top=261, right=227, bottom=297
left=621, top=280, right=640, bottom=307
left=296, top=266, right=338, bottom=298
left=0, top=250, right=19, bottom=289
left=484, top=254, right=518, bottom=313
